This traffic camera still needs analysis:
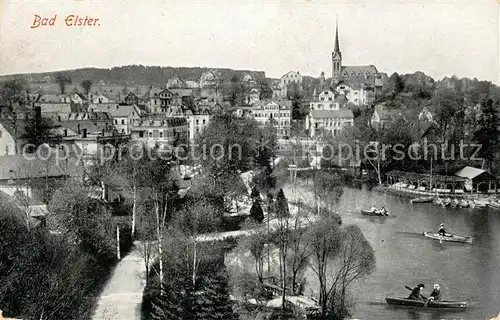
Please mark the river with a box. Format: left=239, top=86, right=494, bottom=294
left=284, top=183, right=500, bottom=320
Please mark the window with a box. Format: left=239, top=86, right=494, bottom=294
left=149, top=132, right=153, bottom=138
left=196, top=119, right=199, bottom=125
left=5, top=146, right=9, bottom=155
left=121, top=119, right=125, bottom=125
left=0, top=129, right=2, bottom=138
left=329, top=97, right=332, bottom=101
left=160, top=132, right=163, bottom=138
left=139, top=132, right=144, bottom=138
left=202, top=119, right=206, bottom=125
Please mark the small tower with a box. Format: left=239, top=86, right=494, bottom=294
left=332, top=19, right=342, bottom=83
left=319, top=71, right=326, bottom=91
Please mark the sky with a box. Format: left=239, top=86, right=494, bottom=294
left=0, top=0, right=499, bottom=83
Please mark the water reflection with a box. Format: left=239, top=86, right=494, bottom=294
left=314, top=186, right=500, bottom=320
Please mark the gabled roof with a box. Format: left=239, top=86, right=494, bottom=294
left=0, top=118, right=29, bottom=139
left=281, top=71, right=301, bottom=78
left=454, top=166, right=493, bottom=180
left=341, top=65, right=378, bottom=76
left=310, top=109, right=354, bottom=119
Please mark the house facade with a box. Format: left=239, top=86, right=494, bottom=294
left=306, top=92, right=354, bottom=138
left=251, top=100, right=291, bottom=139
left=130, top=116, right=189, bottom=148
left=185, top=108, right=211, bottom=142
left=280, top=71, right=302, bottom=98
left=88, top=104, right=142, bottom=134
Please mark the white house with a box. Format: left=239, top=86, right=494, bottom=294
left=251, top=100, right=291, bottom=138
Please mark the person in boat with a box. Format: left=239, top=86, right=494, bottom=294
left=380, top=205, right=388, bottom=216
left=371, top=206, right=377, bottom=213
left=408, top=284, right=425, bottom=300
left=428, top=284, right=441, bottom=301
left=438, top=223, right=447, bottom=236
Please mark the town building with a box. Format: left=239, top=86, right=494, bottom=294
left=280, top=71, right=302, bottom=98
left=167, top=76, right=196, bottom=98
left=306, top=90, right=354, bottom=137
left=130, top=116, right=189, bottom=149
left=454, top=166, right=499, bottom=193
left=0, top=154, right=81, bottom=203
left=370, top=103, right=404, bottom=128
left=0, top=118, right=28, bottom=156
left=330, top=20, right=384, bottom=106
left=199, top=70, right=222, bottom=101
left=88, top=104, right=143, bottom=134
left=88, top=92, right=112, bottom=104
left=185, top=107, right=211, bottom=142
left=57, top=113, right=121, bottom=158
left=251, top=100, right=291, bottom=139
left=124, top=92, right=140, bottom=106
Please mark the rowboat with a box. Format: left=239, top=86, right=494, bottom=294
left=459, top=199, right=469, bottom=208
left=441, top=198, right=451, bottom=207
left=422, top=231, right=472, bottom=244
left=489, top=202, right=500, bottom=210
left=450, top=198, right=459, bottom=208
left=410, top=196, right=433, bottom=204
left=473, top=200, right=488, bottom=208
left=385, top=297, right=467, bottom=310
left=432, top=198, right=442, bottom=206
left=361, top=209, right=389, bottom=217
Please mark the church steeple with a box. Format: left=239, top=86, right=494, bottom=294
left=334, top=19, right=340, bottom=55
left=332, top=17, right=342, bottom=82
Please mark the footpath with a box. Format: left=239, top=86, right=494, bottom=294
left=92, top=242, right=146, bottom=320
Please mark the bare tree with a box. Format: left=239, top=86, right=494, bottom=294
left=307, top=215, right=342, bottom=317
left=286, top=204, right=312, bottom=295
left=326, top=225, right=375, bottom=318
left=54, top=73, right=72, bottom=94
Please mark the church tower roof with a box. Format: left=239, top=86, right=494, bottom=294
left=334, top=19, right=341, bottom=56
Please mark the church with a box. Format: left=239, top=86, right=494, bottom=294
left=330, top=20, right=385, bottom=106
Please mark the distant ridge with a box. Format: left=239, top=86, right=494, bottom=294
left=0, top=65, right=267, bottom=86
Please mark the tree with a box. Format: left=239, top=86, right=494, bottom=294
left=430, top=87, right=464, bottom=141
left=271, top=188, right=292, bottom=310
left=325, top=225, right=375, bottom=319
left=54, top=73, right=72, bottom=94
left=474, top=99, right=500, bottom=171
left=275, top=188, right=290, bottom=218
left=258, top=79, right=273, bottom=100
left=49, top=181, right=116, bottom=262
left=173, top=198, right=221, bottom=287
left=249, top=200, right=264, bottom=223
left=81, top=79, right=93, bottom=96
left=307, top=215, right=342, bottom=317
left=286, top=205, right=312, bottom=296
left=388, top=72, right=404, bottom=97
left=0, top=78, right=26, bottom=107
left=250, top=186, right=261, bottom=200
left=22, top=106, right=62, bottom=150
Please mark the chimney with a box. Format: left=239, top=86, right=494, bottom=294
left=58, top=115, right=61, bottom=122
left=77, top=123, right=81, bottom=134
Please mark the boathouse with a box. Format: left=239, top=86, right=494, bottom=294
left=454, top=166, right=498, bottom=193
left=386, top=170, right=467, bottom=194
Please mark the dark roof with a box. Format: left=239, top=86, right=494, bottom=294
left=0, top=154, right=82, bottom=181
left=0, top=118, right=29, bottom=139
left=310, top=109, right=354, bottom=119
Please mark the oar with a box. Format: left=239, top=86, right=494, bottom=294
left=405, top=285, right=428, bottom=300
